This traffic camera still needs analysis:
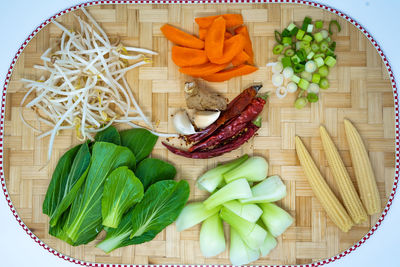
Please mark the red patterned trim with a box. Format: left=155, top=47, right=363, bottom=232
left=0, top=0, right=398, bottom=266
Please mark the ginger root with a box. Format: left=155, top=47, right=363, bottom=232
left=184, top=82, right=227, bottom=111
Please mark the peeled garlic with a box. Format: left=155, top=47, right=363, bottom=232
left=192, top=110, right=221, bottom=129
left=173, top=110, right=196, bottom=135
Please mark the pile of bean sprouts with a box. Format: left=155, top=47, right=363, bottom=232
left=20, top=7, right=177, bottom=161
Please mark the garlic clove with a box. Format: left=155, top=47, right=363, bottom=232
left=173, top=110, right=197, bottom=135
left=192, top=110, right=221, bottom=129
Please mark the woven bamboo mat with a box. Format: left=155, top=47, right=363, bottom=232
left=3, top=3, right=395, bottom=265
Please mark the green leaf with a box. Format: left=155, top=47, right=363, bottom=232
left=120, top=129, right=158, bottom=163
left=43, top=145, right=80, bottom=216
left=129, top=180, right=190, bottom=241
left=63, top=142, right=136, bottom=245
left=95, top=126, right=121, bottom=145
left=102, top=166, right=144, bottom=228
left=135, top=158, right=176, bottom=190
left=49, top=142, right=91, bottom=226
left=96, top=180, right=189, bottom=253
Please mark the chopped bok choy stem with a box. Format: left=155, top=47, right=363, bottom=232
left=259, top=230, right=278, bottom=257
left=222, top=200, right=263, bottom=223
left=203, top=178, right=252, bottom=210
left=196, top=154, right=248, bottom=192
left=175, top=202, right=220, bottom=231
left=199, top=213, right=226, bottom=257
left=260, top=203, right=294, bottom=237
left=223, top=156, right=268, bottom=183
left=220, top=207, right=267, bottom=250
left=230, top=228, right=260, bottom=266
left=240, top=175, right=286, bottom=204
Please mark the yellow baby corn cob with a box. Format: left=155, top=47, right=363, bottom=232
left=344, top=119, right=381, bottom=215
left=295, top=136, right=353, bottom=232
left=319, top=126, right=367, bottom=224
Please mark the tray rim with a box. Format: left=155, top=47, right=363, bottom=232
left=1, top=0, right=398, bottom=266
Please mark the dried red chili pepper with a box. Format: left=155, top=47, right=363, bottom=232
left=186, top=84, right=262, bottom=143
left=188, top=95, right=268, bottom=152
left=162, top=116, right=262, bottom=159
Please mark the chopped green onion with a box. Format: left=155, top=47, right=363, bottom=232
left=291, top=75, right=301, bottom=84
left=298, top=78, right=310, bottom=90
left=300, top=41, right=311, bottom=49
left=274, top=30, right=282, bottom=44
left=311, top=43, right=320, bottom=52
left=320, top=41, right=329, bottom=52
left=301, top=16, right=312, bottom=31
left=305, top=60, right=317, bottom=73
left=312, top=73, right=321, bottom=83
left=287, top=23, right=296, bottom=31
left=291, top=54, right=301, bottom=64
left=307, top=92, right=319, bottom=103
left=307, top=51, right=315, bottom=60
left=329, top=41, right=336, bottom=51
left=287, top=82, right=298, bottom=93
left=301, top=71, right=312, bottom=82
left=296, top=29, right=305, bottom=40
left=315, top=57, right=324, bottom=67
left=294, top=64, right=305, bottom=73
left=282, top=37, right=292, bottom=46
left=314, top=32, right=323, bottom=43
left=314, top=53, right=325, bottom=59
left=315, top=20, right=323, bottom=29
left=294, top=97, right=308, bottom=109
left=290, top=27, right=299, bottom=36
left=324, top=56, right=337, bottom=67
left=281, top=29, right=291, bottom=37
left=302, top=34, right=313, bottom=43
left=325, top=48, right=335, bottom=57
left=273, top=44, right=284, bottom=54
left=320, top=30, right=329, bottom=39
left=281, top=56, right=292, bottom=68
left=308, top=83, right=320, bottom=94
left=296, top=49, right=307, bottom=61
left=329, top=20, right=341, bottom=35
left=284, top=48, right=295, bottom=57
left=304, top=47, right=312, bottom=54
left=318, top=65, right=329, bottom=77
left=283, top=66, right=294, bottom=78
left=326, top=36, right=331, bottom=42
left=307, top=24, right=314, bottom=33
left=319, top=78, right=329, bottom=89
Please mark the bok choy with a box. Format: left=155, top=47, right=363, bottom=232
left=199, top=213, right=226, bottom=257
left=223, top=156, right=269, bottom=183
left=240, top=175, right=286, bottom=204
left=230, top=228, right=260, bottom=265
left=176, top=202, right=220, bottom=232
left=260, top=203, right=294, bottom=237
left=222, top=200, right=263, bottom=223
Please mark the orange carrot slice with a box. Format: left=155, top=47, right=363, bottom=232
left=195, top=14, right=243, bottom=28
left=171, top=46, right=209, bottom=67
left=234, top=26, right=254, bottom=64
left=199, top=28, right=208, bottom=40
left=205, top=17, right=226, bottom=62
left=232, top=51, right=250, bottom=66
left=179, top=62, right=229, bottom=77
left=161, top=24, right=204, bottom=49
left=210, top=34, right=245, bottom=64
left=202, top=64, right=258, bottom=82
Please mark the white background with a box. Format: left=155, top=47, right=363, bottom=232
left=0, top=0, right=399, bottom=266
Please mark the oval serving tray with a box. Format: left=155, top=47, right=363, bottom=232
left=1, top=1, right=398, bottom=266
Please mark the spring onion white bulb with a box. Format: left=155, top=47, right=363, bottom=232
left=308, top=83, right=320, bottom=94
left=287, top=82, right=298, bottom=93
left=199, top=213, right=226, bottom=257
left=272, top=61, right=283, bottom=73
left=240, top=175, right=287, bottom=204
left=305, top=60, right=317, bottom=73
left=282, top=67, right=294, bottom=78
left=272, top=73, right=284, bottom=87
left=20, top=7, right=175, bottom=162
left=276, top=86, right=287, bottom=99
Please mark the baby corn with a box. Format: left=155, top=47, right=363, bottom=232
left=319, top=126, right=367, bottom=224
left=344, top=119, right=381, bottom=215
left=295, top=136, right=353, bottom=232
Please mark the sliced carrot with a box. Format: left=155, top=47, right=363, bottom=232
left=179, top=62, right=229, bottom=77
left=224, top=31, right=233, bottom=39
left=199, top=28, right=208, bottom=40
left=195, top=14, right=243, bottom=28
left=171, top=46, right=209, bottom=67
left=202, top=64, right=258, bottom=82
left=234, top=25, right=254, bottom=64
left=210, top=34, right=245, bottom=64
left=231, top=51, right=250, bottom=66
left=205, top=17, right=226, bottom=62
left=161, top=24, right=204, bottom=49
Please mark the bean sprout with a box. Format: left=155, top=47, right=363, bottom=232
left=21, top=7, right=178, bottom=161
